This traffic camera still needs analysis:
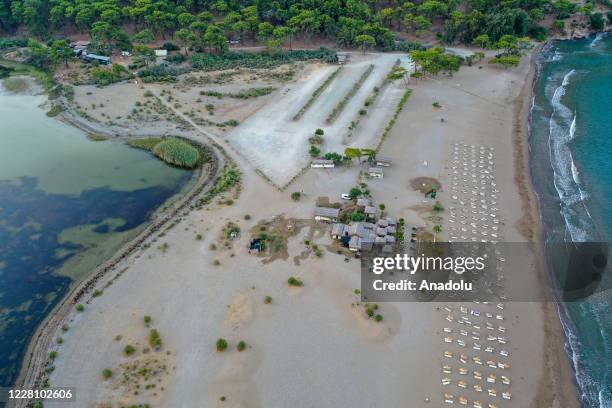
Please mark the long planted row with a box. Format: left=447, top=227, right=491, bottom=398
left=292, top=66, right=343, bottom=121
left=375, top=89, right=412, bottom=151
left=346, top=59, right=401, bottom=140
left=325, top=64, right=374, bottom=124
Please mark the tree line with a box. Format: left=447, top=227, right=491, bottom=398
left=0, top=0, right=586, bottom=54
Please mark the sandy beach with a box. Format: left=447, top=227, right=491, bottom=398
left=13, top=50, right=579, bottom=408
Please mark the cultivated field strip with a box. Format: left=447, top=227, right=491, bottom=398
left=325, top=64, right=375, bottom=124
left=292, top=66, right=343, bottom=121
left=343, top=59, right=401, bottom=143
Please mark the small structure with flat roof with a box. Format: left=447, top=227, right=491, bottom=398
left=81, top=53, right=111, bottom=65
left=311, top=159, right=335, bottom=169
left=368, top=167, right=384, bottom=179
left=331, top=223, right=349, bottom=239
left=375, top=156, right=392, bottom=167
left=356, top=197, right=371, bottom=210
left=70, top=40, right=90, bottom=49
left=314, top=207, right=340, bottom=222
left=364, top=206, right=381, bottom=221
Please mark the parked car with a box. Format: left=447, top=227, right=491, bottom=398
left=341, top=193, right=351, bottom=200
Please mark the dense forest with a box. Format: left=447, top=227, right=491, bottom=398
left=1, top=0, right=610, bottom=54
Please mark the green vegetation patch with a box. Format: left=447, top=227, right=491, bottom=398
left=191, top=48, right=337, bottom=71
left=128, top=137, right=204, bottom=169
left=200, top=87, right=275, bottom=99
left=0, top=65, right=14, bottom=79
left=88, top=133, right=109, bottom=141
left=153, top=138, right=200, bottom=168
left=2, top=77, right=30, bottom=92
left=46, top=104, right=65, bottom=117
left=127, top=137, right=163, bottom=151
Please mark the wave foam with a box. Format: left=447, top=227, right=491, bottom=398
left=547, top=70, right=596, bottom=242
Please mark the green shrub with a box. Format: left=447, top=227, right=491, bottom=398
left=264, top=296, right=272, bottom=304
left=0, top=38, right=28, bottom=50
left=374, top=314, right=383, bottom=322
left=309, top=145, right=320, bottom=158
left=590, top=12, right=604, bottom=30
left=92, top=289, right=103, bottom=297
left=49, top=351, right=58, bottom=360
left=102, top=368, right=113, bottom=379
left=149, top=329, right=162, bottom=349
left=432, top=102, right=442, bottom=108
left=144, top=315, right=152, bottom=326
left=138, top=65, right=188, bottom=83
left=75, top=304, right=84, bottom=312
left=124, top=344, right=136, bottom=355
left=288, top=277, right=303, bottom=287
left=216, top=338, right=228, bottom=351
left=152, top=138, right=200, bottom=168
left=433, top=201, right=444, bottom=212
left=237, top=341, right=247, bottom=352
left=350, top=212, right=366, bottom=222
left=291, top=192, right=301, bottom=201
left=46, top=104, right=65, bottom=117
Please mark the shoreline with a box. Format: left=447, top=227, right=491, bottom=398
left=11, top=102, right=222, bottom=401
left=514, top=44, right=581, bottom=407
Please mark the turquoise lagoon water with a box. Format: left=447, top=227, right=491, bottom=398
left=0, top=82, right=191, bottom=387
left=530, top=34, right=612, bottom=407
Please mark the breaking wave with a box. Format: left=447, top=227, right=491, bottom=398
left=547, top=70, right=595, bottom=242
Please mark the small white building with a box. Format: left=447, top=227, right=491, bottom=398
left=154, top=49, right=168, bottom=57
left=337, top=52, right=349, bottom=64
left=368, top=167, right=384, bottom=179
left=311, top=159, right=335, bottom=169
left=375, top=156, right=392, bottom=167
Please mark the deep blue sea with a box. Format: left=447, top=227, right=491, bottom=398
left=530, top=33, right=612, bottom=407
left=0, top=83, right=192, bottom=387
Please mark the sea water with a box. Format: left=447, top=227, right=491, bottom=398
left=0, top=81, right=192, bottom=387
left=530, top=34, right=612, bottom=407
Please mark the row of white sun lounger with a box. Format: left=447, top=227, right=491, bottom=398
left=444, top=335, right=508, bottom=349
left=441, top=371, right=511, bottom=385
left=443, top=393, right=512, bottom=406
